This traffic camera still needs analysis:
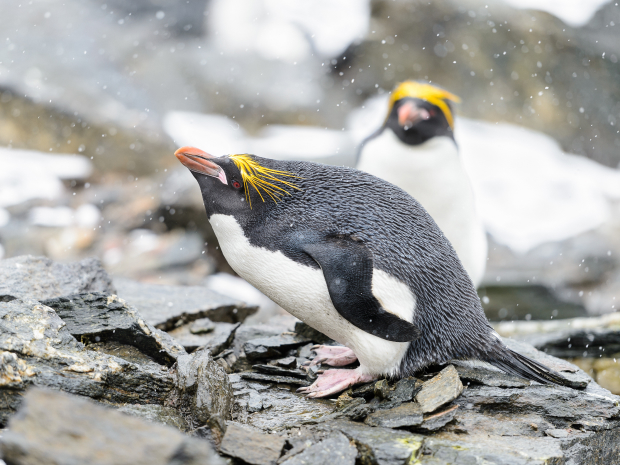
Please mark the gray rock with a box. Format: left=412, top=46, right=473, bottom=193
left=43, top=292, right=187, bottom=366
left=168, top=320, right=240, bottom=355
left=0, top=255, right=115, bottom=302
left=319, top=420, right=424, bottom=465
left=387, top=377, right=421, bottom=403
left=253, top=364, right=308, bottom=379
left=453, top=362, right=531, bottom=388
left=276, top=356, right=297, bottom=368
left=415, top=365, right=464, bottom=413
left=244, top=335, right=312, bottom=361
left=113, top=278, right=258, bottom=330
left=0, top=388, right=222, bottom=465
left=240, top=372, right=311, bottom=387
left=168, top=347, right=233, bottom=428
left=411, top=405, right=458, bottom=432
left=0, top=298, right=174, bottom=425
left=364, top=402, right=424, bottom=428
left=546, top=428, right=569, bottom=438
left=116, top=403, right=191, bottom=432
left=220, top=422, right=286, bottom=465
left=280, top=432, right=356, bottom=465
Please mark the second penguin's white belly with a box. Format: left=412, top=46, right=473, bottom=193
left=358, top=132, right=487, bottom=287
left=209, top=213, right=414, bottom=377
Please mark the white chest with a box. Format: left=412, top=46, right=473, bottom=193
left=208, top=213, right=415, bottom=376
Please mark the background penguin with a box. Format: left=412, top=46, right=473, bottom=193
left=357, top=81, right=488, bottom=287
left=175, top=146, right=577, bottom=397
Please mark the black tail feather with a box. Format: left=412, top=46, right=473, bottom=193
left=485, top=349, right=586, bottom=389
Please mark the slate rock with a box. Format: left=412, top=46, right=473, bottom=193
left=387, top=377, right=421, bottom=402
left=453, top=362, right=531, bottom=388
left=244, top=335, right=312, bottom=361
left=220, top=422, right=286, bottom=465
left=253, top=364, right=308, bottom=379
left=276, top=356, right=297, bottom=368
left=240, top=372, right=311, bottom=387
left=168, top=347, right=233, bottom=428
left=364, top=402, right=424, bottom=428
left=415, top=365, right=464, bottom=413
left=43, top=292, right=187, bottom=366
left=0, top=388, right=222, bottom=465
left=189, top=318, right=216, bottom=334
left=114, top=278, right=258, bottom=330
left=0, top=255, right=115, bottom=302
left=168, top=319, right=239, bottom=355
left=280, top=432, right=356, bottom=465
left=117, top=403, right=191, bottom=432
left=546, top=428, right=569, bottom=438
left=0, top=298, right=174, bottom=425
left=318, top=420, right=423, bottom=465
left=411, top=404, right=458, bottom=432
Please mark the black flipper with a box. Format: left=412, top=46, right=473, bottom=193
left=303, top=238, right=420, bottom=342
left=485, top=348, right=587, bottom=390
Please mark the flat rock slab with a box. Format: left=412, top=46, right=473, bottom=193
left=114, top=278, right=258, bottom=330
left=253, top=364, right=308, bottom=379
left=415, top=365, right=463, bottom=413
left=0, top=298, right=174, bottom=425
left=240, top=372, right=311, bottom=386
left=43, top=292, right=187, bottom=366
left=364, top=402, right=423, bottom=428
left=168, top=319, right=239, bottom=355
left=319, top=420, right=424, bottom=465
left=280, top=432, right=356, bottom=465
left=244, top=335, right=312, bottom=361
left=220, top=422, right=286, bottom=465
left=0, top=388, right=222, bottom=465
left=453, top=363, right=531, bottom=388
left=412, top=405, right=459, bottom=432
left=0, top=255, right=115, bottom=301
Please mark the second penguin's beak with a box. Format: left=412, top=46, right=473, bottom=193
left=397, top=101, right=431, bottom=129
left=175, top=146, right=228, bottom=185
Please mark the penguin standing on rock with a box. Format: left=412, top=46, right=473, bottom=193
left=357, top=81, right=487, bottom=287
left=175, top=146, right=578, bottom=397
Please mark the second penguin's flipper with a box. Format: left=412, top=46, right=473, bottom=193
left=304, top=238, right=420, bottom=342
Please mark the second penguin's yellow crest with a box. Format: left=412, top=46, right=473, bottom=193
left=389, top=81, right=461, bottom=128
left=229, top=154, right=301, bottom=208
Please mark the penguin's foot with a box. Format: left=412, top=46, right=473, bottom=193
left=297, top=368, right=376, bottom=398
left=302, top=345, right=358, bottom=368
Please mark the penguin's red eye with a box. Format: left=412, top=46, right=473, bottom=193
left=232, top=180, right=241, bottom=189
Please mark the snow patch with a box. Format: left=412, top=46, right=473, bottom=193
left=499, top=0, right=611, bottom=28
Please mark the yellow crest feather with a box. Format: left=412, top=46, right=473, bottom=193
left=388, top=81, right=461, bottom=129
left=229, top=154, right=302, bottom=208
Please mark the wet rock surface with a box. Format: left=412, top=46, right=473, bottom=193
left=43, top=292, right=187, bottom=366
left=0, top=388, right=222, bottom=465
left=0, top=255, right=619, bottom=464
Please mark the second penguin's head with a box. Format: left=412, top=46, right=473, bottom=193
left=385, top=81, right=461, bottom=145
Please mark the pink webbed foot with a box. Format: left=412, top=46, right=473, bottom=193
left=303, top=345, right=358, bottom=368
left=297, top=368, right=376, bottom=398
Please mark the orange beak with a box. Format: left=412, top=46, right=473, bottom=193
left=397, top=101, right=431, bottom=129
left=174, top=146, right=228, bottom=185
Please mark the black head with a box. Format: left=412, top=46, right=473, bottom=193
left=175, top=146, right=301, bottom=219
left=385, top=81, right=460, bottom=146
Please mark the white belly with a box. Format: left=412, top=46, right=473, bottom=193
left=209, top=214, right=414, bottom=376
left=358, top=132, right=487, bottom=287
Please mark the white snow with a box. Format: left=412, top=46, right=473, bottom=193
left=29, top=204, right=100, bottom=228
left=0, top=148, right=92, bottom=208
left=163, top=112, right=250, bottom=156
left=496, top=0, right=611, bottom=27
left=165, top=111, right=353, bottom=161
left=207, top=0, right=370, bottom=60
left=456, top=118, right=620, bottom=253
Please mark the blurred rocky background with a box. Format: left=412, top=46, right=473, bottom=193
left=0, top=0, right=620, bottom=395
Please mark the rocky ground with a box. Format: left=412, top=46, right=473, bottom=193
left=1, top=255, right=619, bottom=464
